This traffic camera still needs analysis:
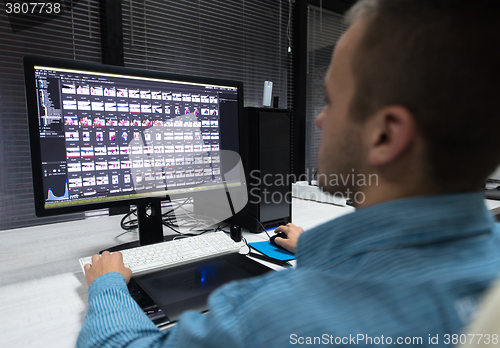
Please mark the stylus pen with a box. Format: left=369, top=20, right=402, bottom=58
left=248, top=251, right=293, bottom=268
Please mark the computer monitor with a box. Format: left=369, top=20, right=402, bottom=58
left=23, top=56, right=247, bottom=249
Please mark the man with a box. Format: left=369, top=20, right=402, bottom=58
left=78, top=0, right=500, bottom=346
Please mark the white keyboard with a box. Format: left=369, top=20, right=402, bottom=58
left=79, top=232, right=241, bottom=276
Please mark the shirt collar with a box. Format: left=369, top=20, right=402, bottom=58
left=296, top=191, right=495, bottom=268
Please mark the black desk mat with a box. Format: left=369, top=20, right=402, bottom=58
left=128, top=253, right=272, bottom=326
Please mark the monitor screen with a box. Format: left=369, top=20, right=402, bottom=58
left=24, top=56, right=247, bottom=246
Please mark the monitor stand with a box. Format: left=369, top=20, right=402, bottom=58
left=101, top=201, right=175, bottom=253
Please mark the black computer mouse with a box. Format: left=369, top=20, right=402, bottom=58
left=270, top=232, right=287, bottom=250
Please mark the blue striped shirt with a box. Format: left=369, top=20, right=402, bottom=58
left=77, top=192, right=500, bottom=347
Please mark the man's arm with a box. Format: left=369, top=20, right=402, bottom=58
left=77, top=251, right=256, bottom=348
left=78, top=252, right=164, bottom=347
left=78, top=270, right=261, bottom=348
left=77, top=272, right=166, bottom=348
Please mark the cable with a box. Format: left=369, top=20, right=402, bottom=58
left=241, top=237, right=251, bottom=255
left=120, top=208, right=138, bottom=231
left=215, top=224, right=231, bottom=234
left=250, top=215, right=272, bottom=239
left=287, top=0, right=292, bottom=53
left=162, top=223, right=182, bottom=234
left=161, top=198, right=191, bottom=221
left=114, top=229, right=137, bottom=239
left=117, top=197, right=236, bottom=238
left=119, top=198, right=191, bottom=233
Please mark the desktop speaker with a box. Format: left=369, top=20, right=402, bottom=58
left=262, top=81, right=273, bottom=107
left=227, top=107, right=292, bottom=232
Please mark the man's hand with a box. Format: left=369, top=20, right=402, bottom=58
left=83, top=251, right=132, bottom=287
left=273, top=223, right=305, bottom=253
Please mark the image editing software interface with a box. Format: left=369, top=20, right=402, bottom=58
left=32, top=64, right=241, bottom=210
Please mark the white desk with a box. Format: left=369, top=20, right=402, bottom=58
left=486, top=199, right=500, bottom=217
left=0, top=198, right=498, bottom=347
left=0, top=199, right=351, bottom=347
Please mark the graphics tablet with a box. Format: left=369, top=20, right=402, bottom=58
left=129, top=253, right=272, bottom=327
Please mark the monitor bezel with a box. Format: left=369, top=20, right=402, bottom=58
left=24, top=55, right=245, bottom=217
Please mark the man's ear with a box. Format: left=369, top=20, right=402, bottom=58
left=366, top=105, right=417, bottom=167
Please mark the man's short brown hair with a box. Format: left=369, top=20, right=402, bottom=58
left=346, top=0, right=500, bottom=188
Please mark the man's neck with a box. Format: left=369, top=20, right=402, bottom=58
left=354, top=181, right=480, bottom=209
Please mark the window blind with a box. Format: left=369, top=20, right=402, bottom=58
left=0, top=1, right=102, bottom=230
left=305, top=5, right=346, bottom=179
left=121, top=0, right=293, bottom=109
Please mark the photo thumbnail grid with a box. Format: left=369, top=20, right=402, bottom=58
left=35, top=67, right=234, bottom=202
